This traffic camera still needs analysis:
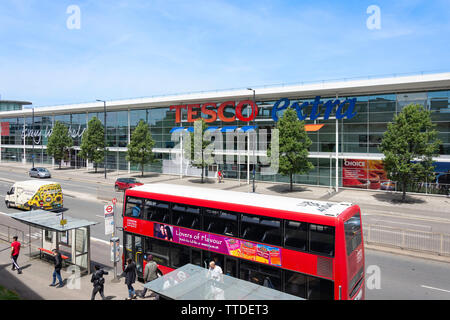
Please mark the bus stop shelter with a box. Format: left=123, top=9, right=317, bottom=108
left=143, top=264, right=302, bottom=300
left=9, top=210, right=98, bottom=274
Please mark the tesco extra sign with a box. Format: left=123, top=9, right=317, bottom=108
left=171, top=100, right=258, bottom=123
left=170, top=96, right=357, bottom=123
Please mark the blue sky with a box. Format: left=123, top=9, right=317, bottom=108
left=1, top=0, right=449, bottom=107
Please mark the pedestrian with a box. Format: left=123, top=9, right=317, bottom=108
left=207, top=261, right=224, bottom=300
left=122, top=258, right=137, bottom=300
left=10, top=236, right=22, bottom=274
left=208, top=261, right=223, bottom=282
left=91, top=265, right=109, bottom=300
left=140, top=254, right=159, bottom=298
left=49, top=249, right=64, bottom=288
left=217, top=170, right=222, bottom=183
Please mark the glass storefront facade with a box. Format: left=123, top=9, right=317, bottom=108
left=0, top=100, right=31, bottom=112
left=1, top=87, right=449, bottom=195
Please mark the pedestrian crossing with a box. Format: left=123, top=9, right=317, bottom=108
left=25, top=232, right=41, bottom=240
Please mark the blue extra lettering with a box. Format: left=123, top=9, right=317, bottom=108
left=271, top=96, right=358, bottom=122
left=336, top=98, right=357, bottom=120
left=291, top=101, right=308, bottom=120
left=271, top=98, right=290, bottom=122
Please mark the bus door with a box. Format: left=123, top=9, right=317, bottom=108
left=124, top=233, right=134, bottom=266
left=203, top=252, right=225, bottom=271
left=224, top=257, right=238, bottom=278
left=124, top=233, right=144, bottom=277
left=134, top=236, right=144, bottom=276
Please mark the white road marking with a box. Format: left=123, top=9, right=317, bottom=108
left=25, top=232, right=41, bottom=239
left=371, top=219, right=432, bottom=230
left=421, top=285, right=450, bottom=293
left=91, top=236, right=123, bottom=248
left=364, top=209, right=450, bottom=224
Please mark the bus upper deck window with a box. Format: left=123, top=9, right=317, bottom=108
left=309, top=224, right=335, bottom=257
left=172, top=204, right=201, bottom=230
left=284, top=221, right=308, bottom=251
left=125, top=197, right=143, bottom=218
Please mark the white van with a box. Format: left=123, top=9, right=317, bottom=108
left=5, top=180, right=63, bottom=211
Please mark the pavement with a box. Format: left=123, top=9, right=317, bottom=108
left=0, top=238, right=154, bottom=300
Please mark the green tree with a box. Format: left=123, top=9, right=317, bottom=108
left=126, top=120, right=156, bottom=177
left=184, top=119, right=214, bottom=183
left=45, top=121, right=73, bottom=169
left=80, top=116, right=105, bottom=173
left=379, top=103, right=440, bottom=201
left=276, top=108, right=314, bottom=191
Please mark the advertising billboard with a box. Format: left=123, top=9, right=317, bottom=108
left=342, top=159, right=394, bottom=190
left=153, top=223, right=282, bottom=267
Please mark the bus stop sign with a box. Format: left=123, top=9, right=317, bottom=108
left=104, top=204, right=114, bottom=217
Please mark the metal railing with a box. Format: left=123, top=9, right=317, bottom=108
left=0, top=223, right=25, bottom=245
left=364, top=224, right=450, bottom=257
left=0, top=223, right=42, bottom=257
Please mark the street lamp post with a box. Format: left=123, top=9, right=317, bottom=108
left=96, top=99, right=107, bottom=179
left=32, top=107, right=35, bottom=169
left=247, top=88, right=256, bottom=193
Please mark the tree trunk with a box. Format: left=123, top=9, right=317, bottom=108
left=201, top=152, right=204, bottom=183
left=290, top=172, right=293, bottom=192
left=402, top=181, right=407, bottom=202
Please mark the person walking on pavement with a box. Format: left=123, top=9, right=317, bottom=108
left=91, top=265, right=109, bottom=300
left=10, top=236, right=22, bottom=274
left=140, top=254, right=159, bottom=298
left=49, top=249, right=64, bottom=288
left=208, top=261, right=223, bottom=282
left=122, top=258, right=137, bottom=300
left=217, top=170, right=222, bottom=183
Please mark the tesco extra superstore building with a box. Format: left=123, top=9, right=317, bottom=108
left=1, top=72, right=450, bottom=195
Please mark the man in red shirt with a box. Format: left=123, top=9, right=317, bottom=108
left=11, top=236, right=22, bottom=274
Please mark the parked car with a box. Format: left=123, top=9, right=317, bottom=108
left=115, top=178, right=143, bottom=191
left=29, top=167, right=51, bottom=178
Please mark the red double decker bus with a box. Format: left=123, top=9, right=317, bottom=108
left=122, top=183, right=364, bottom=300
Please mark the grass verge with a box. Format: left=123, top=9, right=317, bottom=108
left=0, top=285, right=20, bottom=300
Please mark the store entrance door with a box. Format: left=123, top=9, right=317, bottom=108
left=70, top=149, right=86, bottom=168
